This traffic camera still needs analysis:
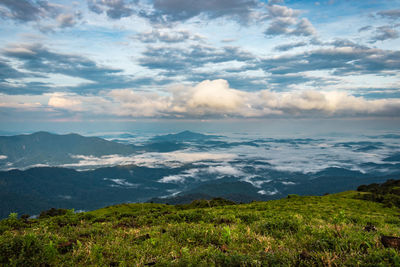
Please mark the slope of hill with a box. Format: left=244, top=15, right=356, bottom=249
left=1, top=190, right=399, bottom=266
left=1, top=163, right=398, bottom=218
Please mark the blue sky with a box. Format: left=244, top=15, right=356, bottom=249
left=0, top=0, right=400, bottom=123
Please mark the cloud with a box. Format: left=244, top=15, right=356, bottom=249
left=48, top=93, right=82, bottom=110
left=0, top=0, right=42, bottom=22
left=148, top=0, right=259, bottom=23
left=358, top=25, right=372, bottom=32
left=63, top=151, right=237, bottom=169
left=259, top=45, right=400, bottom=76
left=87, top=0, right=135, bottom=19
left=158, top=169, right=199, bottom=183
left=264, top=4, right=316, bottom=37
left=33, top=79, right=400, bottom=118
left=274, top=41, right=307, bottom=51
left=138, top=44, right=255, bottom=79
left=207, top=164, right=244, bottom=176
left=258, top=189, right=278, bottom=195
left=56, top=12, right=81, bottom=28
left=377, top=9, right=400, bottom=20
left=370, top=26, right=399, bottom=43
left=0, top=0, right=81, bottom=29
left=170, top=79, right=246, bottom=116
left=134, top=28, right=203, bottom=43
left=103, top=178, right=138, bottom=188
left=2, top=43, right=129, bottom=94
left=0, top=59, right=27, bottom=82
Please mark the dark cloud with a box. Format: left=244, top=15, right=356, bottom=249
left=259, top=44, right=400, bottom=76
left=87, top=0, right=135, bottom=19
left=134, top=29, right=202, bottom=43
left=291, top=18, right=315, bottom=36
left=0, top=0, right=41, bottom=22
left=377, top=9, right=400, bottom=20
left=1, top=44, right=132, bottom=94
left=0, top=0, right=81, bottom=29
left=143, top=0, right=258, bottom=24
left=0, top=59, right=27, bottom=82
left=139, top=44, right=255, bottom=72
left=264, top=17, right=294, bottom=35
left=0, top=44, right=178, bottom=94
left=57, top=12, right=82, bottom=28
left=274, top=41, right=307, bottom=51
left=264, top=5, right=315, bottom=37
left=370, top=26, right=399, bottom=43
left=358, top=25, right=372, bottom=32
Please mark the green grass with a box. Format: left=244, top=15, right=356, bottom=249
left=1, top=191, right=400, bottom=266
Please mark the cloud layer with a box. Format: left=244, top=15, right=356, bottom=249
left=41, top=79, right=400, bottom=118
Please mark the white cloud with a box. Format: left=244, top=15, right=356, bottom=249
left=281, top=181, right=296, bottom=185
left=258, top=189, right=279, bottom=195
left=6, top=79, right=400, bottom=118
left=63, top=151, right=237, bottom=169
left=206, top=164, right=244, bottom=176
left=103, top=178, right=139, bottom=188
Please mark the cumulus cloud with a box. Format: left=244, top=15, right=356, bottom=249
left=48, top=93, right=82, bottom=110
left=170, top=79, right=247, bottom=116
left=37, top=79, right=400, bottom=118
left=264, top=4, right=316, bottom=37
left=3, top=78, right=400, bottom=119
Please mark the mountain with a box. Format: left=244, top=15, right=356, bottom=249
left=383, top=153, right=400, bottom=162
left=1, top=163, right=398, bottom=218
left=150, top=130, right=222, bottom=142
left=0, top=132, right=186, bottom=170
left=0, top=132, right=138, bottom=169
left=0, top=165, right=183, bottom=218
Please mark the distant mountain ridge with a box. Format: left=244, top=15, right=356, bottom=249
left=150, top=130, right=222, bottom=142
left=0, top=131, right=187, bottom=170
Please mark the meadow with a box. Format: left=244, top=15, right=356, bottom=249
left=1, top=191, right=400, bottom=266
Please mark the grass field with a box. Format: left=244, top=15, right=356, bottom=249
left=1, top=191, right=400, bottom=266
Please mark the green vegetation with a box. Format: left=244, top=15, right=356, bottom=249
left=1, top=191, right=400, bottom=266
left=357, top=179, right=400, bottom=208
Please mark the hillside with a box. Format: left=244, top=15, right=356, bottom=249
left=1, top=164, right=397, bottom=219
left=1, top=190, right=400, bottom=266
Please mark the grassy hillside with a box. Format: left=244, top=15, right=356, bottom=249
left=1, top=191, right=400, bottom=266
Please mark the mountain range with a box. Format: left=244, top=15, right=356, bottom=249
left=0, top=131, right=399, bottom=218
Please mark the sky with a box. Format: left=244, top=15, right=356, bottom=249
left=0, top=0, right=400, bottom=127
